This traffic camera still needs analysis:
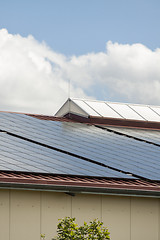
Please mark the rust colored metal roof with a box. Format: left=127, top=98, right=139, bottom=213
left=27, top=114, right=77, bottom=122
left=64, top=113, right=160, bottom=130
left=0, top=111, right=76, bottom=123
left=0, top=111, right=77, bottom=123
left=1, top=110, right=160, bottom=130
left=27, top=112, right=160, bottom=130
left=0, top=171, right=159, bottom=193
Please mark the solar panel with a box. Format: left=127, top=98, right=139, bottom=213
left=107, top=126, right=160, bottom=146
left=0, top=112, right=160, bottom=180
left=0, top=130, right=129, bottom=178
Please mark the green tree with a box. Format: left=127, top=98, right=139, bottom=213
left=54, top=217, right=110, bottom=240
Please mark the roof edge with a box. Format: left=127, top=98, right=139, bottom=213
left=0, top=172, right=159, bottom=197
left=64, top=113, right=160, bottom=130
left=0, top=182, right=160, bottom=198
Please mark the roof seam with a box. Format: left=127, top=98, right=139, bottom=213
left=149, top=106, right=160, bottom=118
left=105, top=102, right=124, bottom=119
left=0, top=129, right=145, bottom=180
left=83, top=100, right=102, bottom=117
left=127, top=104, right=147, bottom=121
left=95, top=125, right=160, bottom=148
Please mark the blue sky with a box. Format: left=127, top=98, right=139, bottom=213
left=1, top=0, right=160, bottom=55
left=0, top=0, right=160, bottom=114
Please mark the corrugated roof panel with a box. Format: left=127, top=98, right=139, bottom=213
left=0, top=172, right=159, bottom=195
left=0, top=112, right=160, bottom=180
left=85, top=101, right=122, bottom=118
left=1, top=172, right=160, bottom=196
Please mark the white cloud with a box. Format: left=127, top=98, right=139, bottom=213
left=0, top=28, right=160, bottom=115
left=0, top=29, right=87, bottom=115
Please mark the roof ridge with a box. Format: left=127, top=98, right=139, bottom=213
left=71, top=98, right=160, bottom=108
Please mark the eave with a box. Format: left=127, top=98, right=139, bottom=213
left=0, top=171, right=160, bottom=198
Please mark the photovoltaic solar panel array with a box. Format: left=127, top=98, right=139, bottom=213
left=71, top=99, right=160, bottom=121
left=0, top=112, right=133, bottom=178
left=107, top=127, right=160, bottom=146
left=0, top=132, right=123, bottom=177
left=0, top=112, right=160, bottom=180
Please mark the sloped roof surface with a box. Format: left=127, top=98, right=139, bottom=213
left=0, top=171, right=159, bottom=195
left=0, top=112, right=160, bottom=180
left=0, top=112, right=133, bottom=179
left=0, top=130, right=127, bottom=178
left=107, top=126, right=160, bottom=145
left=69, top=98, right=160, bottom=121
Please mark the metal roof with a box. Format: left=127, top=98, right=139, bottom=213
left=55, top=98, right=160, bottom=122
left=0, top=112, right=160, bottom=180
left=0, top=171, right=159, bottom=197
left=71, top=98, right=160, bottom=121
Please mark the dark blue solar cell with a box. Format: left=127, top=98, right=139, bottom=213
left=0, top=130, right=129, bottom=178
left=0, top=112, right=160, bottom=180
